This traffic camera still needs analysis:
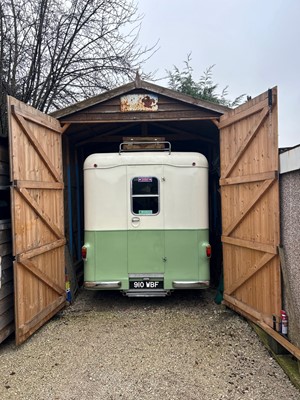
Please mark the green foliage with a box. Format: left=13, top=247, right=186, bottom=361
left=167, top=54, right=245, bottom=108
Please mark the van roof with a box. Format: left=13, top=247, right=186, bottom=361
left=84, top=152, right=208, bottom=169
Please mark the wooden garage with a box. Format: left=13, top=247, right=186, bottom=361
left=1, top=75, right=298, bottom=357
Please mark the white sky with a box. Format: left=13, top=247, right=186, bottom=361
left=137, top=0, right=300, bottom=148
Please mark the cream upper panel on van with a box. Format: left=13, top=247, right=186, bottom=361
left=84, top=152, right=209, bottom=231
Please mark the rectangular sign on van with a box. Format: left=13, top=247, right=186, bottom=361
left=138, top=177, right=152, bottom=182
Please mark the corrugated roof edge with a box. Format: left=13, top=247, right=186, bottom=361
left=50, top=78, right=229, bottom=119
left=279, top=143, right=300, bottom=154
left=279, top=144, right=300, bottom=174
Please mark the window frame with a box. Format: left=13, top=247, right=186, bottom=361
left=130, top=176, right=160, bottom=216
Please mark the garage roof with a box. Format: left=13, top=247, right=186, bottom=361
left=52, top=75, right=229, bottom=120
left=51, top=75, right=228, bottom=152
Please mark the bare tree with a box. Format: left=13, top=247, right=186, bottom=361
left=0, top=0, right=156, bottom=135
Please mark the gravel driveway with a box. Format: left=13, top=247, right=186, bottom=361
left=0, top=289, right=299, bottom=400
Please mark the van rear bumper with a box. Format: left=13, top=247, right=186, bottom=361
left=84, top=281, right=121, bottom=289
left=172, top=280, right=209, bottom=289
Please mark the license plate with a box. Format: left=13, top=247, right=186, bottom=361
left=129, top=280, right=164, bottom=289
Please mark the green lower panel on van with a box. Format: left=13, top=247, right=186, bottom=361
left=84, top=229, right=210, bottom=291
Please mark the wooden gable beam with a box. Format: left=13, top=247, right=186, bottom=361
left=75, top=123, right=140, bottom=146
left=151, top=122, right=217, bottom=143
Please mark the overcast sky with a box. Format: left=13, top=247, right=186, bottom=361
left=137, top=0, right=300, bottom=148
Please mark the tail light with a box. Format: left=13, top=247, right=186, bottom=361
left=206, top=245, right=211, bottom=258
left=82, top=246, right=87, bottom=260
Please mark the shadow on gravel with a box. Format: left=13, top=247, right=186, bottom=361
left=60, top=287, right=220, bottom=317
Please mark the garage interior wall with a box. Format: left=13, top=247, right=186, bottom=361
left=0, top=141, right=14, bottom=343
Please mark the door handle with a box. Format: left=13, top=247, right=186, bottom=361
left=132, top=217, right=140, bottom=223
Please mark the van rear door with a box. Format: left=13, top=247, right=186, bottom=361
left=127, top=165, right=165, bottom=278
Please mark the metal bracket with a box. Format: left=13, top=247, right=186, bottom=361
left=268, top=88, right=273, bottom=108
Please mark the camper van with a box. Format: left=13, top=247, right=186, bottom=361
left=82, top=144, right=211, bottom=297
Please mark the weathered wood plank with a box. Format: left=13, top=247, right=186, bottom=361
left=0, top=293, right=14, bottom=314
left=0, top=322, right=14, bottom=343
left=1, top=267, right=13, bottom=285
left=0, top=146, right=9, bottom=163
left=0, top=161, right=9, bottom=176
left=59, top=111, right=222, bottom=123
left=0, top=255, right=13, bottom=271
left=0, top=242, right=12, bottom=257
left=0, top=220, right=11, bottom=230
left=122, top=137, right=166, bottom=150
left=0, top=229, right=12, bottom=244
left=0, top=175, right=10, bottom=185
left=0, top=280, right=13, bottom=300
left=0, top=307, right=14, bottom=331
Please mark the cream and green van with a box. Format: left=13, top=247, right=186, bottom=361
left=82, top=147, right=211, bottom=297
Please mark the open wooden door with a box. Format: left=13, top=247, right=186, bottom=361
left=7, top=96, right=66, bottom=345
left=219, top=87, right=281, bottom=327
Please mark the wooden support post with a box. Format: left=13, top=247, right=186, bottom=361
left=75, top=150, right=82, bottom=261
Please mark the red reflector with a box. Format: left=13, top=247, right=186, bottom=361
left=206, top=245, right=211, bottom=258
left=82, top=246, right=87, bottom=260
